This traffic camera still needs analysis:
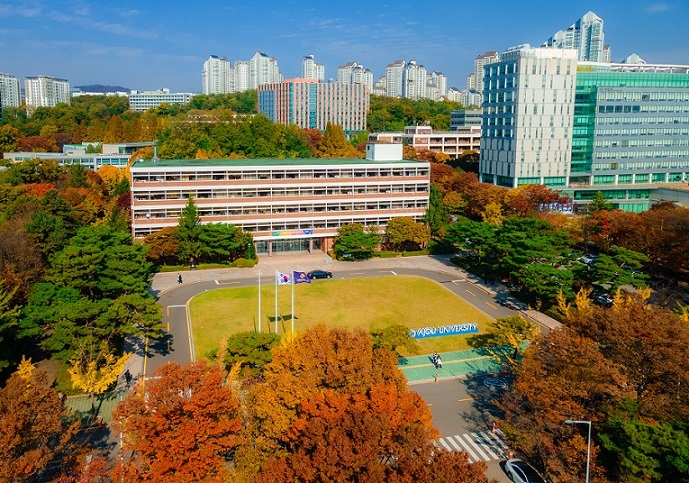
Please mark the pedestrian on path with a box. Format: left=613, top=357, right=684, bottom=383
left=124, top=369, right=132, bottom=386
left=177, top=273, right=183, bottom=284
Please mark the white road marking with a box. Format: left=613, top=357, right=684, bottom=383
left=460, top=433, right=493, bottom=461
left=448, top=435, right=480, bottom=462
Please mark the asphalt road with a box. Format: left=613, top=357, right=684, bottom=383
left=413, top=377, right=512, bottom=482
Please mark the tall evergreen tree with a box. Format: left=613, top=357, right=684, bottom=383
left=176, top=196, right=202, bottom=265
left=425, top=184, right=450, bottom=237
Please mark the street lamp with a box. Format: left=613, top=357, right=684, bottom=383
left=564, top=419, right=591, bottom=483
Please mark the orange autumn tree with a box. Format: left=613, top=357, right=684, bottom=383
left=499, top=328, right=630, bottom=482
left=0, top=358, right=81, bottom=481
left=239, top=325, right=492, bottom=482
left=112, top=361, right=243, bottom=482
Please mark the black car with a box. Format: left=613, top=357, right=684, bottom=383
left=307, top=269, right=332, bottom=279
left=505, top=459, right=546, bottom=483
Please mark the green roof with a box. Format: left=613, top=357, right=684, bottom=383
left=132, top=157, right=421, bottom=168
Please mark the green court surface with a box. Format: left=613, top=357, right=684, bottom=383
left=399, top=348, right=505, bottom=383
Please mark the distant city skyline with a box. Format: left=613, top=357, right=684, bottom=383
left=2, top=1, right=689, bottom=93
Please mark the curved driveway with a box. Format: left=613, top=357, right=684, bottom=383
left=143, top=254, right=520, bottom=377
left=140, top=253, right=516, bottom=483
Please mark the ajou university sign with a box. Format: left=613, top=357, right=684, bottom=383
left=409, top=323, right=479, bottom=339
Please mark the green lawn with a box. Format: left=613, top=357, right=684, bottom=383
left=190, top=275, right=494, bottom=358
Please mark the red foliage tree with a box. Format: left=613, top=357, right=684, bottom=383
left=112, top=361, right=243, bottom=482
left=0, top=364, right=80, bottom=481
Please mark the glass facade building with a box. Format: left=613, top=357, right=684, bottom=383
left=573, top=64, right=689, bottom=187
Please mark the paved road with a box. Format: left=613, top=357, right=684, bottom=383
left=412, top=376, right=512, bottom=482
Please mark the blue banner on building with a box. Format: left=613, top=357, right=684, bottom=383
left=410, top=323, right=479, bottom=339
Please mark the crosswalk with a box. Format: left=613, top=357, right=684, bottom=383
left=436, top=430, right=510, bottom=463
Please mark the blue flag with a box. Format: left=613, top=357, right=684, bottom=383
left=293, top=271, right=311, bottom=284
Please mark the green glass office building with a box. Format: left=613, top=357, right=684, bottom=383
left=480, top=46, right=689, bottom=212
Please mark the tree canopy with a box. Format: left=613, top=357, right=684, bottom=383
left=112, top=361, right=243, bottom=482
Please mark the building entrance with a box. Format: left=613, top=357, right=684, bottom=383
left=256, top=238, right=321, bottom=254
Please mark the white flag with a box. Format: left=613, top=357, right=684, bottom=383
left=277, top=271, right=292, bottom=285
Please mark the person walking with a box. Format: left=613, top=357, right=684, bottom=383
left=124, top=369, right=132, bottom=387
left=177, top=273, right=183, bottom=284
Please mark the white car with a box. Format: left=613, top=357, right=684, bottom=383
left=505, top=458, right=546, bottom=483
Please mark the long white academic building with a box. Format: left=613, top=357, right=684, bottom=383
left=129, top=144, right=430, bottom=254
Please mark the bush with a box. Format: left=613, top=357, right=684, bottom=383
left=402, top=249, right=429, bottom=257
left=235, top=258, right=247, bottom=268
left=376, top=250, right=400, bottom=259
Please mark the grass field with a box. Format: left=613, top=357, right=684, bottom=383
left=190, top=275, right=495, bottom=359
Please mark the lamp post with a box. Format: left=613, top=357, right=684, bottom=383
left=564, top=419, right=591, bottom=483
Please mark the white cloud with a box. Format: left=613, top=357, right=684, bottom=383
left=0, top=1, right=43, bottom=17
left=647, top=3, right=675, bottom=13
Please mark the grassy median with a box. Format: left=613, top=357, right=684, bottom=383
left=190, top=275, right=494, bottom=358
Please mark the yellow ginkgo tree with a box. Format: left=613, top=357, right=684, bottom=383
left=69, top=338, right=129, bottom=418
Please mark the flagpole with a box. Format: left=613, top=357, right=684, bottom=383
left=258, top=270, right=261, bottom=333
left=274, top=270, right=278, bottom=335
left=291, top=267, right=295, bottom=335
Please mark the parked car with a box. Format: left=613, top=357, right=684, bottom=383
left=307, top=269, right=332, bottom=279
left=579, top=253, right=597, bottom=266
left=595, top=294, right=613, bottom=307
left=505, top=459, right=546, bottom=483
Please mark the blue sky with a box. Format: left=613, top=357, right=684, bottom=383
left=2, top=1, right=689, bottom=93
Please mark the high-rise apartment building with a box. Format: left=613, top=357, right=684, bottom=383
left=250, top=51, right=282, bottom=90
left=337, top=62, right=374, bottom=92
left=542, top=11, right=606, bottom=63
left=385, top=60, right=406, bottom=98
left=234, top=61, right=250, bottom=92
left=466, top=73, right=476, bottom=92
left=258, top=78, right=369, bottom=133
left=351, top=65, right=374, bottom=92
left=372, top=77, right=386, bottom=96
left=403, top=61, right=427, bottom=100
left=480, top=44, right=689, bottom=211
left=202, top=55, right=234, bottom=94
left=426, top=71, right=447, bottom=101
left=302, top=55, right=325, bottom=81
left=337, top=62, right=357, bottom=85
left=460, top=90, right=482, bottom=107
left=0, top=73, right=21, bottom=107
left=24, top=75, right=70, bottom=110
left=467, top=51, right=500, bottom=93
